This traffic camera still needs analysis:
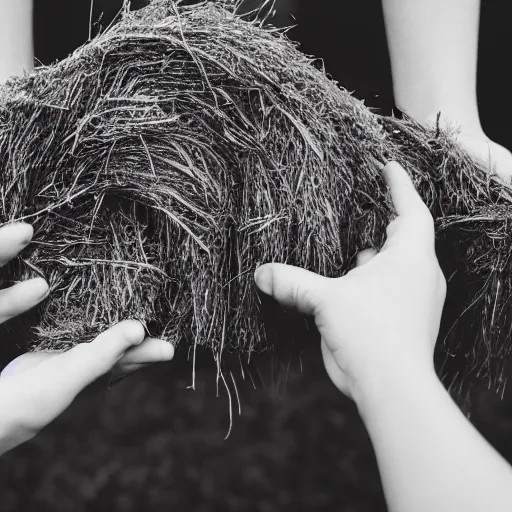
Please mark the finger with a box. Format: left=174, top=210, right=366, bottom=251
left=382, top=161, right=427, bottom=218
left=0, top=223, right=33, bottom=266
left=254, top=263, right=328, bottom=315
left=116, top=337, right=174, bottom=366
left=28, top=320, right=146, bottom=396
left=4, top=336, right=173, bottom=380
left=1, top=350, right=58, bottom=377
left=382, top=162, right=435, bottom=248
left=355, top=249, right=377, bottom=267
left=0, top=322, right=147, bottom=435
left=0, top=278, right=49, bottom=323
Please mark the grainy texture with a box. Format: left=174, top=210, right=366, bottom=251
left=0, top=350, right=511, bottom=512
left=0, top=0, right=511, bottom=393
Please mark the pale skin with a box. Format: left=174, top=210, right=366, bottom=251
left=0, top=223, right=175, bottom=456
left=0, top=0, right=34, bottom=83
left=2, top=2, right=512, bottom=511
left=0, top=0, right=175, bottom=457
left=255, top=161, right=512, bottom=512
left=381, top=0, right=512, bottom=182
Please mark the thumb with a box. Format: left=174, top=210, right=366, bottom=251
left=255, top=263, right=328, bottom=315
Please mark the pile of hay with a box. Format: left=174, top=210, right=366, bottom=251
left=1, top=0, right=511, bottom=395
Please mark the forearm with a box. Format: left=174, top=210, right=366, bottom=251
left=382, top=0, right=482, bottom=130
left=0, top=0, right=34, bottom=84
left=355, top=361, right=512, bottom=512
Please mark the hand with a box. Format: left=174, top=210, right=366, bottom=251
left=0, top=222, right=174, bottom=455
left=254, top=161, right=446, bottom=401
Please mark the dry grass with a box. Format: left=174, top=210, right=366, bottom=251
left=0, top=0, right=511, bottom=395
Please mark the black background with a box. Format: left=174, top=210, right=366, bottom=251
left=34, top=0, right=512, bottom=151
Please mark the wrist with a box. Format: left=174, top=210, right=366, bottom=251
left=397, top=99, right=483, bottom=135
left=351, top=354, right=439, bottom=420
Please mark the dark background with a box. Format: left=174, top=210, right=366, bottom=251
left=2, top=1, right=512, bottom=511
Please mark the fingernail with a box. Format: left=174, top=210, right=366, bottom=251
left=254, top=265, right=272, bottom=295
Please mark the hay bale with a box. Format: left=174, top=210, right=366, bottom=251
left=0, top=0, right=511, bottom=394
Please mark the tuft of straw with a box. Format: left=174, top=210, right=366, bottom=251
left=0, top=0, right=511, bottom=395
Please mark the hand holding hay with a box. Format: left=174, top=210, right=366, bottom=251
left=0, top=222, right=175, bottom=456
left=255, top=161, right=446, bottom=400
left=0, top=0, right=512, bottom=396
